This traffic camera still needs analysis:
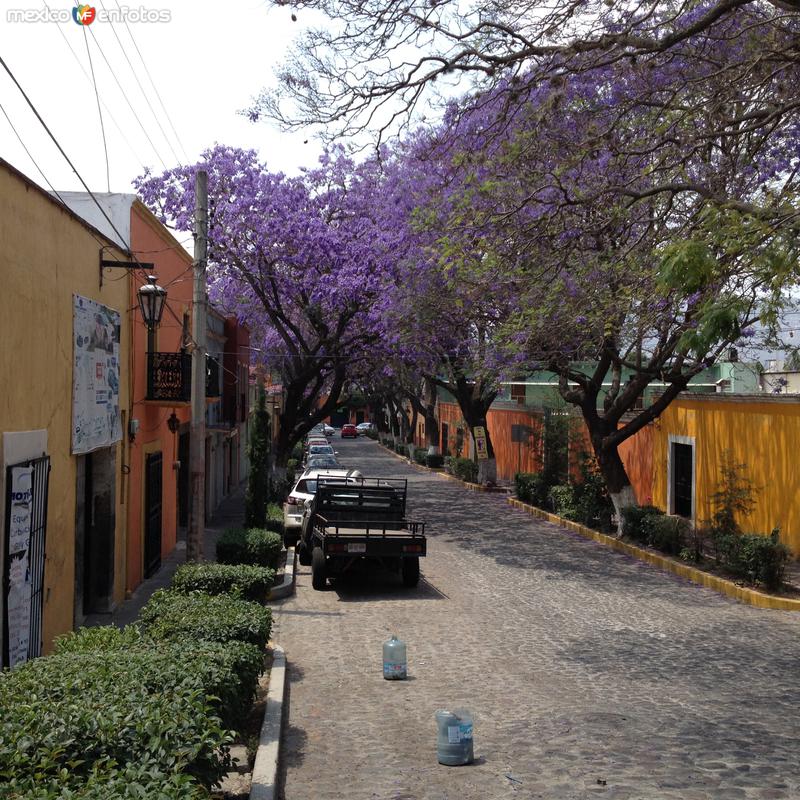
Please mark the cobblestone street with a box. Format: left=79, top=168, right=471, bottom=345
left=274, top=438, right=800, bottom=800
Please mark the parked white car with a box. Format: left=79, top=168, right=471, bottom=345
left=283, top=468, right=364, bottom=545
left=356, top=422, right=376, bottom=435
left=323, top=424, right=336, bottom=436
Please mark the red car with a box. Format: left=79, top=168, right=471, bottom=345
left=341, top=423, right=358, bottom=438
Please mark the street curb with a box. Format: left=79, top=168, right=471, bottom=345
left=376, top=441, right=510, bottom=493
left=507, top=497, right=800, bottom=612
left=249, top=644, right=287, bottom=800
left=269, top=547, right=296, bottom=600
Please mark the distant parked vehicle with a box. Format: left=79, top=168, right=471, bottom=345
left=356, top=422, right=376, bottom=435
left=341, top=423, right=358, bottom=438
left=323, top=424, right=336, bottom=436
left=283, top=468, right=363, bottom=545
left=305, top=455, right=340, bottom=470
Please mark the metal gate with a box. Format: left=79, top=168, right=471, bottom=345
left=3, top=455, right=50, bottom=668
left=144, top=451, right=163, bottom=578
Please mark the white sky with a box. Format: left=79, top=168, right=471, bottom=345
left=0, top=0, right=324, bottom=195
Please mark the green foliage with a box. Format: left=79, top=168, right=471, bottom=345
left=172, top=562, right=275, bottom=601
left=645, top=515, right=688, bottom=556
left=140, top=589, right=272, bottom=651
left=425, top=453, right=444, bottom=468
left=658, top=239, right=716, bottom=294
left=53, top=623, right=148, bottom=654
left=548, top=485, right=578, bottom=520
left=620, top=505, right=665, bottom=543
left=246, top=389, right=271, bottom=528
left=49, top=626, right=263, bottom=732
left=365, top=428, right=379, bottom=440
left=290, top=443, right=304, bottom=461
left=449, top=456, right=479, bottom=483
left=286, top=457, right=299, bottom=473
left=0, top=648, right=236, bottom=791
left=713, top=528, right=789, bottom=590
left=571, top=456, right=613, bottom=532
left=3, top=760, right=212, bottom=799
left=542, top=408, right=570, bottom=487
left=413, top=447, right=428, bottom=465
left=514, top=472, right=550, bottom=508
left=708, top=452, right=756, bottom=536
left=216, top=527, right=282, bottom=569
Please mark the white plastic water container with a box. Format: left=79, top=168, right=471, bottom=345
left=435, top=709, right=474, bottom=765
left=382, top=634, right=407, bottom=680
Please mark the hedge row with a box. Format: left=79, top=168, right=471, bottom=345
left=445, top=456, right=479, bottom=483
left=216, top=527, right=282, bottom=569
left=172, top=562, right=275, bottom=601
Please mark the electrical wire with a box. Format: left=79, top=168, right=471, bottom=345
left=114, top=0, right=191, bottom=163
left=42, top=1, right=146, bottom=168
left=0, top=53, right=138, bottom=257
left=97, top=0, right=183, bottom=166
left=81, top=23, right=111, bottom=192
left=70, top=1, right=170, bottom=172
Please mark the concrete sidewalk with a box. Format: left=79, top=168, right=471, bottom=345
left=86, top=483, right=246, bottom=629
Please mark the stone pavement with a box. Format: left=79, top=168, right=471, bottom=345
left=86, top=483, right=245, bottom=628
left=273, top=437, right=800, bottom=800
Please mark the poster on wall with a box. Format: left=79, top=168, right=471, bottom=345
left=5, top=465, right=33, bottom=668
left=72, top=295, right=122, bottom=455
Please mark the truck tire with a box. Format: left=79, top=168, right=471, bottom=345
left=311, top=547, right=327, bottom=590
left=298, top=541, right=312, bottom=566
left=401, top=556, right=420, bottom=587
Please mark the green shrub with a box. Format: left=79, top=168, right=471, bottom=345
left=714, top=528, right=789, bottom=590
left=515, top=472, right=550, bottom=507
left=3, top=759, right=212, bottom=799
left=620, top=505, right=665, bottom=543
left=450, top=456, right=479, bottom=483
left=0, top=649, right=234, bottom=790
left=286, top=458, right=298, bottom=473
left=140, top=589, right=272, bottom=651
left=172, top=563, right=275, bottom=601
left=54, top=623, right=148, bottom=654
left=645, top=514, right=688, bottom=555
left=365, top=429, right=378, bottom=440
left=51, top=626, right=262, bottom=730
left=217, top=527, right=282, bottom=568
left=425, top=453, right=444, bottom=468
left=413, top=447, right=427, bottom=465
left=548, top=485, right=578, bottom=519
left=290, top=442, right=304, bottom=461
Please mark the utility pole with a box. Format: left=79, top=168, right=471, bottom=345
left=188, top=169, right=208, bottom=562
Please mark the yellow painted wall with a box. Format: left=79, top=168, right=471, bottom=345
left=650, top=396, right=800, bottom=554
left=0, top=162, right=130, bottom=652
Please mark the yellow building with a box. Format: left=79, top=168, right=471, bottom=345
left=0, top=160, right=131, bottom=662
left=623, top=393, right=800, bottom=555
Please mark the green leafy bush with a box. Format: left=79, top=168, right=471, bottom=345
left=0, top=649, right=234, bottom=790
left=514, top=472, right=550, bottom=507
left=365, top=429, right=378, bottom=440
left=51, top=626, right=263, bottom=730
left=140, top=589, right=272, bottom=650
left=570, top=456, right=614, bottom=531
left=645, top=514, right=688, bottom=555
left=217, top=527, right=282, bottom=568
left=172, top=563, right=275, bottom=601
left=286, top=458, right=298, bottom=473
left=714, top=528, right=789, bottom=590
left=548, top=485, right=578, bottom=519
left=450, top=456, right=479, bottom=483
left=413, top=447, right=427, bottom=465
left=620, top=505, right=665, bottom=543
left=290, top=442, right=304, bottom=461
left=425, top=453, right=444, bottom=468
left=3, top=759, right=211, bottom=799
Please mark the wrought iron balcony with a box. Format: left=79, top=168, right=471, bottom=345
left=146, top=352, right=191, bottom=403
left=145, top=352, right=220, bottom=403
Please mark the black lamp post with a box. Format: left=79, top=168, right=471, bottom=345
left=138, top=275, right=167, bottom=352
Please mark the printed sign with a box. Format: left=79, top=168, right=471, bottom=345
left=6, top=466, right=33, bottom=667
left=72, top=295, right=122, bottom=454
left=473, top=426, right=489, bottom=461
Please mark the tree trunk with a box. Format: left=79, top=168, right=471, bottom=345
left=594, top=438, right=636, bottom=535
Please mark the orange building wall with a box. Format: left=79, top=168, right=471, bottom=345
left=125, top=203, right=193, bottom=592
left=618, top=424, right=655, bottom=507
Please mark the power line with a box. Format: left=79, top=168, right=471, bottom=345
left=42, top=1, right=147, bottom=167
left=81, top=24, right=111, bottom=192
left=0, top=53, right=139, bottom=260
left=97, top=0, right=184, bottom=166
left=114, top=0, right=191, bottom=163
left=72, top=5, right=170, bottom=171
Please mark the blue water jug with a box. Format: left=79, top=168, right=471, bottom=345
left=382, top=634, right=407, bottom=680
left=435, top=709, right=474, bottom=765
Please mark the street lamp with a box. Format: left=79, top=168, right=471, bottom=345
left=138, top=275, right=167, bottom=330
